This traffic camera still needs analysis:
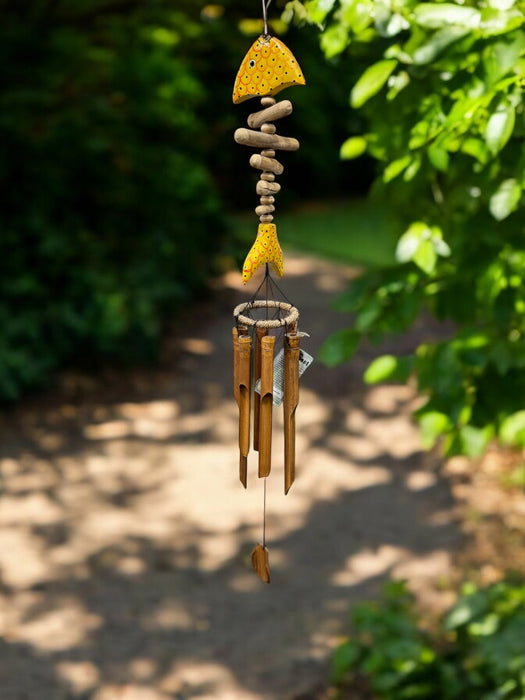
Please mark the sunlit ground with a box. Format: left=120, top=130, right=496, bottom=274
left=0, top=253, right=461, bottom=699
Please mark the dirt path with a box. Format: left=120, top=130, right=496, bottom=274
left=0, top=254, right=463, bottom=700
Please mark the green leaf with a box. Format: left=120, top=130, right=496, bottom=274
left=305, top=0, right=336, bottom=25
left=351, top=59, right=398, bottom=108
left=386, top=70, right=410, bottom=100
left=485, top=102, right=516, bottom=154
left=489, top=178, right=522, bottom=220
left=340, top=136, right=367, bottom=159
left=319, top=328, right=360, bottom=367
left=413, top=3, right=481, bottom=29
left=320, top=22, right=349, bottom=58
left=483, top=32, right=525, bottom=84
left=500, top=410, right=525, bottom=446
left=419, top=411, right=451, bottom=449
left=428, top=145, right=450, bottom=172
left=331, top=641, right=360, bottom=685
left=396, top=222, right=449, bottom=274
left=413, top=239, right=437, bottom=274
left=384, top=155, right=411, bottom=182
left=364, top=354, right=413, bottom=383
left=364, top=355, right=397, bottom=383
left=412, top=26, right=470, bottom=65
left=459, top=425, right=494, bottom=457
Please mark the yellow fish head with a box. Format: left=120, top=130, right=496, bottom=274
left=233, top=35, right=305, bottom=104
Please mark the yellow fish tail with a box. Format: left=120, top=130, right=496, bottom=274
left=242, top=223, right=284, bottom=284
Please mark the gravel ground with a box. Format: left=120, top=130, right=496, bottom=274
left=0, top=253, right=462, bottom=700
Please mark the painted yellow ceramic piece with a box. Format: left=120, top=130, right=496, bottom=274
left=243, top=223, right=284, bottom=284
left=233, top=35, right=305, bottom=104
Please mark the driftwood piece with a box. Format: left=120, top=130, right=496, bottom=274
left=260, top=195, right=275, bottom=205
left=261, top=96, right=276, bottom=107
left=253, top=327, right=268, bottom=452
left=247, top=100, right=293, bottom=129
left=234, top=128, right=300, bottom=152
left=284, top=333, right=301, bottom=494
left=249, top=153, right=284, bottom=175
left=251, top=543, right=271, bottom=583
left=261, top=123, right=277, bottom=135
left=258, top=335, right=275, bottom=478
left=237, top=334, right=252, bottom=487
left=255, top=204, right=275, bottom=217
left=256, top=180, right=281, bottom=196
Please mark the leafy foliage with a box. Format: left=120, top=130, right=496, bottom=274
left=286, top=0, right=525, bottom=455
left=332, top=579, right=525, bottom=699
left=0, top=1, right=225, bottom=399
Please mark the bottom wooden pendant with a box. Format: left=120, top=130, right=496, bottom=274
left=251, top=543, right=271, bottom=583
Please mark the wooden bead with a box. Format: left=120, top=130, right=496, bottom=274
left=260, top=195, right=275, bottom=205
left=260, top=172, right=275, bottom=182
left=248, top=100, right=293, bottom=129
left=250, top=153, right=284, bottom=175
left=261, top=123, right=277, bottom=135
left=234, top=128, right=299, bottom=151
left=257, top=180, right=281, bottom=196
left=260, top=97, right=276, bottom=107
left=261, top=149, right=275, bottom=158
left=260, top=214, right=274, bottom=223
left=255, top=204, right=275, bottom=216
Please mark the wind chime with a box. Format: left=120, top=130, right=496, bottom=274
left=232, top=0, right=310, bottom=583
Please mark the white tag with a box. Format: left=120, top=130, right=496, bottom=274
left=255, top=347, right=314, bottom=406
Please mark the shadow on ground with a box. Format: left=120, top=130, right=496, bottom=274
left=0, top=254, right=463, bottom=700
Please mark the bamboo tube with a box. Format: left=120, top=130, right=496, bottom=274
left=234, top=128, right=300, bottom=152
left=232, top=324, right=247, bottom=402
left=232, top=327, right=239, bottom=404
left=251, top=543, right=271, bottom=583
left=284, top=332, right=301, bottom=494
left=253, top=327, right=268, bottom=451
left=248, top=100, right=293, bottom=129
left=258, top=335, right=275, bottom=478
left=238, top=334, right=252, bottom=487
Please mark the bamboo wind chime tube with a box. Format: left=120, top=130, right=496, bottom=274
left=254, top=326, right=268, bottom=452
left=284, top=331, right=301, bottom=494
left=258, top=334, right=276, bottom=478
left=237, top=333, right=252, bottom=487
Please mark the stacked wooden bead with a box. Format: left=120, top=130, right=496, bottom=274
left=234, top=96, right=299, bottom=224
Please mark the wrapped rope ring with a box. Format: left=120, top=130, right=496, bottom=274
left=233, top=300, right=299, bottom=329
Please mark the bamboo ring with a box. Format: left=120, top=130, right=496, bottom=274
left=233, top=300, right=299, bottom=329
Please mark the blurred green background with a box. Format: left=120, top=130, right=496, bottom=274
left=0, top=0, right=374, bottom=400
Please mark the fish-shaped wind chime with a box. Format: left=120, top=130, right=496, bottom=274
left=232, top=0, right=310, bottom=583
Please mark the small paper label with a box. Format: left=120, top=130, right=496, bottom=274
left=255, top=347, right=314, bottom=406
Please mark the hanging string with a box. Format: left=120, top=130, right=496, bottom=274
left=262, top=477, right=267, bottom=546
left=262, top=0, right=272, bottom=36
